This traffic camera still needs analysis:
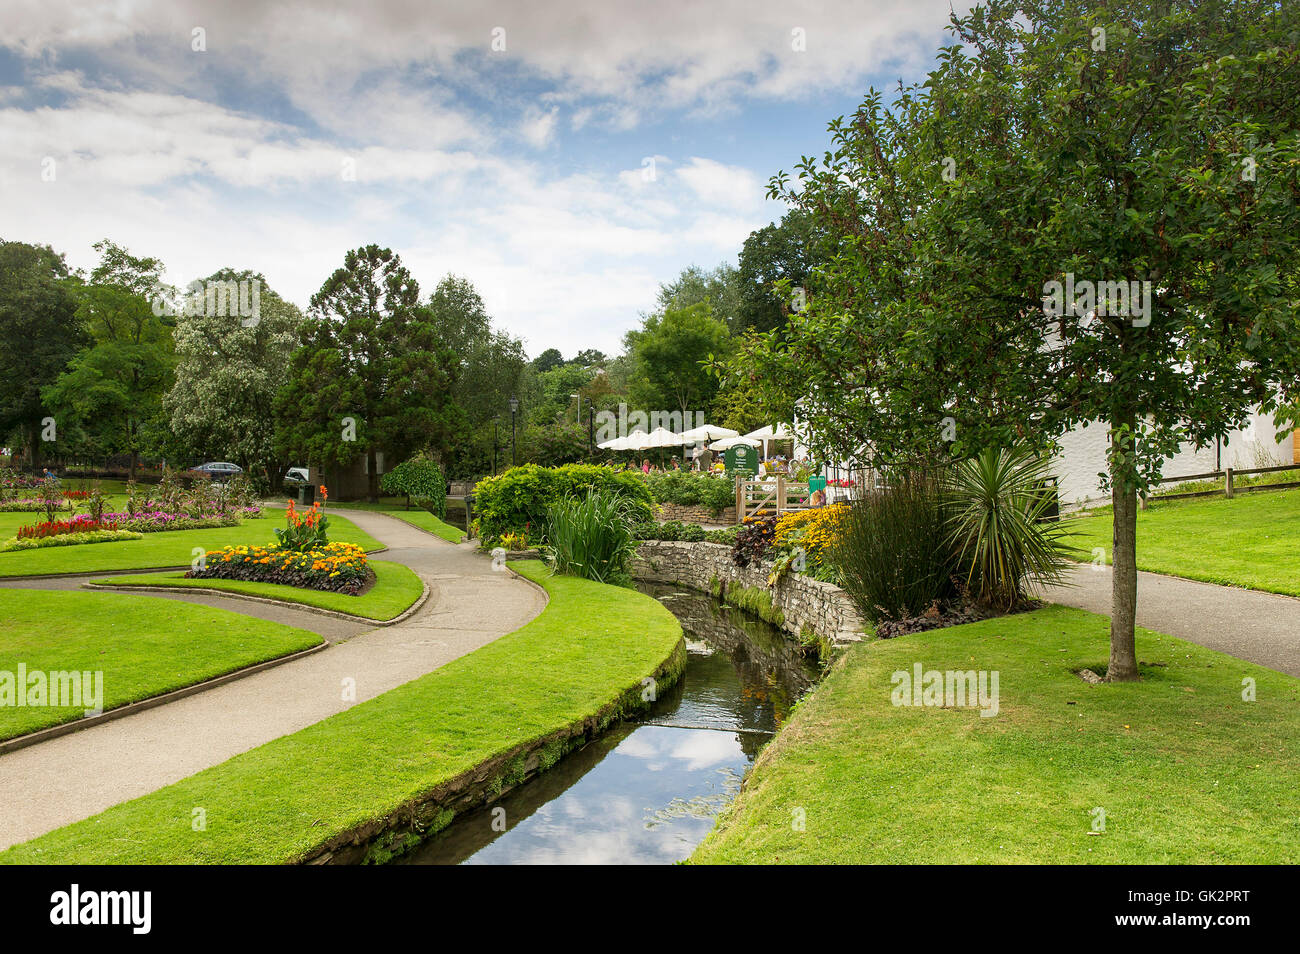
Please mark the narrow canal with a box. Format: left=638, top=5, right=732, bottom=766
left=398, top=583, right=820, bottom=865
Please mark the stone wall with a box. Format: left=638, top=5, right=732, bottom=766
left=632, top=540, right=866, bottom=646
left=654, top=501, right=737, bottom=525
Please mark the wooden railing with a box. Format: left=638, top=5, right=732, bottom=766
left=1141, top=461, right=1300, bottom=507
left=736, top=476, right=812, bottom=521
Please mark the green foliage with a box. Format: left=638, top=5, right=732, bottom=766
left=735, top=209, right=820, bottom=334
left=0, top=240, right=84, bottom=467
left=643, top=469, right=734, bottom=515
left=0, top=529, right=143, bottom=552
left=380, top=455, right=447, bottom=518
left=274, top=245, right=459, bottom=500
left=830, top=474, right=958, bottom=621
left=944, top=446, right=1072, bottom=609
left=473, top=463, right=653, bottom=546
left=624, top=301, right=732, bottom=418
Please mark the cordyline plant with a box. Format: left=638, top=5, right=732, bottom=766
left=734, top=0, right=1300, bottom=680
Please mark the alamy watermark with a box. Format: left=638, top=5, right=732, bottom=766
left=891, top=663, right=1000, bottom=717
left=594, top=403, right=709, bottom=443
left=1043, top=272, right=1151, bottom=328
left=151, top=278, right=261, bottom=327
left=1, top=664, right=104, bottom=716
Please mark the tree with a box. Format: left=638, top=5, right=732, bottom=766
left=165, top=269, right=303, bottom=490
left=737, top=0, right=1300, bottom=681
left=427, top=275, right=526, bottom=476
left=531, top=347, right=565, bottom=373
left=625, top=302, right=732, bottom=421
left=275, top=245, right=459, bottom=501
left=380, top=454, right=447, bottom=516
left=42, top=240, right=175, bottom=479
left=0, top=240, right=84, bottom=469
left=657, top=263, right=744, bottom=331
left=735, top=209, right=819, bottom=334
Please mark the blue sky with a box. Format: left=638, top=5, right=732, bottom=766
left=0, top=0, right=968, bottom=357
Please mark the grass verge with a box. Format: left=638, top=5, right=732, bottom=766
left=0, top=589, right=321, bottom=741
left=691, top=604, right=1299, bottom=864
left=1064, top=487, right=1300, bottom=596
left=0, top=512, right=385, bottom=578
left=1, top=561, right=684, bottom=864
left=90, top=560, right=424, bottom=621
left=332, top=502, right=466, bottom=543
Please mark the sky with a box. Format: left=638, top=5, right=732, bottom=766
left=0, top=0, right=970, bottom=358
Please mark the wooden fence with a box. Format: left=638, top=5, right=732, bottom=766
left=1141, top=461, right=1300, bottom=507
left=735, top=476, right=812, bottom=521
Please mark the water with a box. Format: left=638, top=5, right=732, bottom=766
left=398, top=584, right=819, bottom=865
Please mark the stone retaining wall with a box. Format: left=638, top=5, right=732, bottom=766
left=654, top=501, right=737, bottom=525
left=632, top=540, right=866, bottom=646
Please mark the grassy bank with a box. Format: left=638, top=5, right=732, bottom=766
left=0, top=589, right=321, bottom=741
left=91, top=560, right=424, bottom=621
left=1064, top=487, right=1300, bottom=596
left=692, top=605, right=1299, bottom=864
left=0, top=511, right=385, bottom=578
left=1, top=561, right=684, bottom=864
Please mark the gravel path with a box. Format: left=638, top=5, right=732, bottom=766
left=0, top=510, right=547, bottom=850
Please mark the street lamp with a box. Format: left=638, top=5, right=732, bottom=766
left=509, top=395, right=519, bottom=467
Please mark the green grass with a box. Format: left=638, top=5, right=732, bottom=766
left=1, top=561, right=684, bottom=864
left=332, top=502, right=466, bottom=543
left=0, top=511, right=385, bottom=578
left=692, top=605, right=1300, bottom=864
left=1064, top=487, right=1300, bottom=596
left=90, top=560, right=424, bottom=621
left=0, top=589, right=321, bottom=741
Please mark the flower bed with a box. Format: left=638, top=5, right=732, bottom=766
left=17, top=515, right=121, bottom=539
left=189, top=542, right=371, bottom=595
left=0, top=500, right=74, bottom=513
left=102, top=508, right=260, bottom=533
left=0, top=530, right=144, bottom=552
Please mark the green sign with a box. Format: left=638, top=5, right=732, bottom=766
left=725, top=444, right=759, bottom=477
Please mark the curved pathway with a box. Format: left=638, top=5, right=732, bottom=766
left=1040, top=564, right=1300, bottom=678
left=0, top=510, right=547, bottom=851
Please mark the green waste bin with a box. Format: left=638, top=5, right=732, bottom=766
left=297, top=484, right=316, bottom=505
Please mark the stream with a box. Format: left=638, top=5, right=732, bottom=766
left=398, top=583, right=820, bottom=865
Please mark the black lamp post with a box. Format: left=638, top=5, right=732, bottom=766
left=588, top=406, right=595, bottom=455
left=509, top=396, right=519, bottom=467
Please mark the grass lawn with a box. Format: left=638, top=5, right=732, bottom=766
left=332, top=501, right=466, bottom=543
left=1064, top=487, right=1300, bottom=596
left=0, top=511, right=385, bottom=578
left=1, top=561, right=685, bottom=864
left=91, top=560, right=424, bottom=621
left=692, top=605, right=1299, bottom=864
left=0, top=589, right=321, bottom=741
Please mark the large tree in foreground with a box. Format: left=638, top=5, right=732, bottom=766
left=275, top=246, right=458, bottom=500
left=738, top=0, right=1300, bottom=680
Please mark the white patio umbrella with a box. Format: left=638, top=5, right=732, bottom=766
left=680, top=423, right=740, bottom=444
left=744, top=423, right=794, bottom=458
left=642, top=426, right=685, bottom=448
left=709, top=436, right=761, bottom=451
left=599, top=431, right=646, bottom=451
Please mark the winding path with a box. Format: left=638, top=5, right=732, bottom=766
left=1040, top=564, right=1300, bottom=678
left=0, top=510, right=546, bottom=851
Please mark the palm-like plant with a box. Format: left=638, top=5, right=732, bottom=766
left=944, top=446, right=1072, bottom=610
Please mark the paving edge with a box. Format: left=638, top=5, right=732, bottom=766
left=80, top=577, right=433, bottom=627
left=0, top=641, right=330, bottom=757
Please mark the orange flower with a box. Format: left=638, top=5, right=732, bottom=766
left=320, top=485, right=328, bottom=501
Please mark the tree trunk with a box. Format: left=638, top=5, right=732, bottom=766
left=28, top=423, right=42, bottom=471
left=1107, top=427, right=1141, bottom=682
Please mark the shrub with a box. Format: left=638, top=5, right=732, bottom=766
left=381, top=455, right=447, bottom=518
left=544, top=488, right=637, bottom=585
left=770, top=504, right=849, bottom=582
left=643, top=470, right=734, bottom=515
left=829, top=473, right=958, bottom=621
left=474, top=463, right=653, bottom=547
left=944, top=446, right=1072, bottom=609
left=704, top=526, right=739, bottom=546
left=190, top=541, right=370, bottom=594
left=732, top=511, right=778, bottom=568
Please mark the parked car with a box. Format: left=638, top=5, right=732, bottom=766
left=282, top=467, right=311, bottom=489
left=188, top=461, right=243, bottom=486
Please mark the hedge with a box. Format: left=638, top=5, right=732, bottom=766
left=473, top=464, right=654, bottom=546
left=642, top=470, right=735, bottom=516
